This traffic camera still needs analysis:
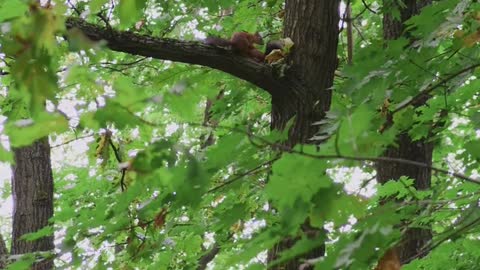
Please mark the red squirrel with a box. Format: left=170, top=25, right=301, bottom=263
left=204, top=32, right=265, bottom=62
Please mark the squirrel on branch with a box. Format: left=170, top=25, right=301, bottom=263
left=204, top=32, right=265, bottom=62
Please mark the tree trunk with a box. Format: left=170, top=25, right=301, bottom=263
left=267, top=1, right=340, bottom=269
left=0, top=233, right=7, bottom=268
left=11, top=137, right=54, bottom=270
left=378, top=0, right=433, bottom=264
left=271, top=0, right=339, bottom=143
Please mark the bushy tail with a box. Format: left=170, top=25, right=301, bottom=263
left=204, top=37, right=232, bottom=47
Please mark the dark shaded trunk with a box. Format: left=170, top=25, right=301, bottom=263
left=378, top=0, right=433, bottom=264
left=383, top=0, right=432, bottom=40
left=0, top=233, right=7, bottom=268
left=376, top=133, right=433, bottom=263
left=267, top=1, right=340, bottom=269
left=11, top=137, right=54, bottom=270
left=271, top=0, right=339, bottom=144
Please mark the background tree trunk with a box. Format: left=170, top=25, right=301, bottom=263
left=378, top=0, right=433, bottom=264
left=267, top=1, right=340, bottom=269
left=11, top=137, right=54, bottom=270
left=0, top=233, right=7, bottom=268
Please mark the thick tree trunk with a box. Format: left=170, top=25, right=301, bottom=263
left=11, top=138, right=54, bottom=270
left=376, top=133, right=433, bottom=263
left=378, top=0, right=433, bottom=264
left=271, top=0, right=339, bottom=144
left=267, top=1, right=340, bottom=269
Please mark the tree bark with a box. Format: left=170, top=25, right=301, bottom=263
left=0, top=233, right=7, bottom=268
left=11, top=137, right=54, bottom=270
left=267, top=1, right=340, bottom=269
left=378, top=0, right=433, bottom=264
left=272, top=0, right=339, bottom=145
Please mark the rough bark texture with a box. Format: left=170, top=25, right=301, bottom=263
left=267, top=1, right=340, bottom=269
left=271, top=0, right=340, bottom=146
left=0, top=233, right=7, bottom=268
left=378, top=0, right=433, bottom=265
left=383, top=0, right=432, bottom=40
left=11, top=138, right=54, bottom=270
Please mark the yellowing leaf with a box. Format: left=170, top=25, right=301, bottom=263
left=265, top=49, right=285, bottom=64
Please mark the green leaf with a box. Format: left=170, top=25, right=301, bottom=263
left=7, top=259, right=35, bottom=270
left=90, top=0, right=109, bottom=13
left=393, top=106, right=415, bottom=131
left=377, top=177, right=414, bottom=200
left=92, top=101, right=144, bottom=129
left=0, top=145, right=13, bottom=162
left=310, top=185, right=366, bottom=226
left=21, top=225, right=54, bottom=241
left=464, top=140, right=480, bottom=160
left=205, top=132, right=246, bottom=170
left=213, top=202, right=248, bottom=231
left=0, top=0, right=28, bottom=22
left=173, top=157, right=210, bottom=207
left=266, top=154, right=332, bottom=230
left=7, top=112, right=69, bottom=147
left=118, top=0, right=146, bottom=27
left=11, top=53, right=59, bottom=113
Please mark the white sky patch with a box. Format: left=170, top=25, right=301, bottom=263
left=329, top=166, right=376, bottom=198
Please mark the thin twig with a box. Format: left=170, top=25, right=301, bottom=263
left=66, top=0, right=81, bottom=16
left=108, top=139, right=127, bottom=191
left=98, top=57, right=148, bottom=67
left=361, top=0, right=377, bottom=14
left=346, top=2, right=353, bottom=64
left=404, top=214, right=480, bottom=263
left=207, top=158, right=278, bottom=193
left=392, top=63, right=480, bottom=114
left=51, top=134, right=94, bottom=148
left=352, top=23, right=367, bottom=42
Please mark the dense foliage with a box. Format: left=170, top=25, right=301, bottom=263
left=1, top=0, right=480, bottom=269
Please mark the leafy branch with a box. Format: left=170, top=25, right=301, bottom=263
left=116, top=104, right=480, bottom=186
left=392, top=63, right=480, bottom=114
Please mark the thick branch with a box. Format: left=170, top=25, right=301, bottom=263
left=65, top=17, right=304, bottom=99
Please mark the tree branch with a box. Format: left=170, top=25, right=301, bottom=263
left=197, top=244, right=220, bottom=270
left=392, top=63, right=480, bottom=114
left=65, top=17, right=305, bottom=99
